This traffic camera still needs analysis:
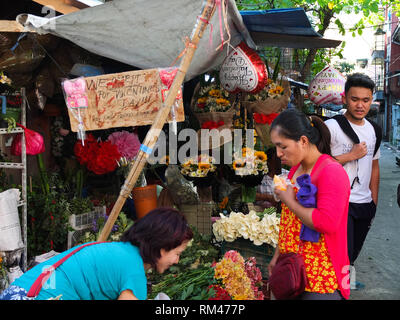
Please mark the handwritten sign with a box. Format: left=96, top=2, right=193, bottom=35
left=67, top=68, right=184, bottom=132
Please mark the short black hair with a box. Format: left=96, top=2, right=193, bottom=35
left=120, top=207, right=193, bottom=270
left=345, top=73, right=375, bottom=94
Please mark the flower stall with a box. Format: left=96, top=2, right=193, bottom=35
left=0, top=0, right=344, bottom=301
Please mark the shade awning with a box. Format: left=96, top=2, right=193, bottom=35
left=17, top=1, right=342, bottom=80
left=240, top=8, right=341, bottom=49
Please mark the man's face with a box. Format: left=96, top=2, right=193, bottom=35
left=342, top=86, right=373, bottom=122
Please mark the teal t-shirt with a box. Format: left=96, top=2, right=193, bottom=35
left=13, top=242, right=147, bottom=300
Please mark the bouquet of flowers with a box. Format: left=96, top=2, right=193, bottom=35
left=212, top=209, right=280, bottom=247
left=209, top=250, right=264, bottom=300
left=252, top=112, right=279, bottom=147
left=231, top=147, right=269, bottom=177
left=194, top=84, right=231, bottom=113
left=247, top=78, right=285, bottom=101
left=191, top=79, right=235, bottom=132
left=74, top=133, right=121, bottom=175
left=180, top=154, right=217, bottom=189
left=107, top=130, right=141, bottom=161
left=242, top=70, right=291, bottom=115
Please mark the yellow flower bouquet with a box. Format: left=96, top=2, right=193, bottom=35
left=180, top=154, right=217, bottom=187
left=242, top=76, right=291, bottom=115
left=191, top=79, right=236, bottom=133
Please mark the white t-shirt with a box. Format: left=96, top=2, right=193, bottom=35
left=325, top=118, right=380, bottom=203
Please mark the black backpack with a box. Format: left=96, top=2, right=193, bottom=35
left=332, top=114, right=382, bottom=157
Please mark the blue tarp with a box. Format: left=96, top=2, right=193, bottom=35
left=240, top=8, right=320, bottom=37
left=239, top=8, right=341, bottom=49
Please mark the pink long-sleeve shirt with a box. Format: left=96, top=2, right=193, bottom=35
left=289, top=154, right=351, bottom=299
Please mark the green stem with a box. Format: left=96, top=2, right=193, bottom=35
left=37, top=153, right=49, bottom=195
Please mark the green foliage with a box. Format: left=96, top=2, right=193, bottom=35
left=27, top=189, right=71, bottom=256
left=236, top=0, right=400, bottom=82
left=147, top=227, right=220, bottom=300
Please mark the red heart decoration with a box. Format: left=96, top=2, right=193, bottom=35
left=219, top=42, right=268, bottom=94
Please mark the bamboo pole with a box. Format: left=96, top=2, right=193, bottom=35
left=98, top=0, right=217, bottom=241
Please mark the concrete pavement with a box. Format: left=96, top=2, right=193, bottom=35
left=349, top=143, right=400, bottom=300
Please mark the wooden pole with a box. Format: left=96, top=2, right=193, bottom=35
left=98, top=0, right=217, bottom=241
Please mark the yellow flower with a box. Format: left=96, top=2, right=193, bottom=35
left=232, top=159, right=245, bottom=170
left=198, top=162, right=211, bottom=170
left=254, top=151, right=267, bottom=162
left=241, top=147, right=253, bottom=157
left=209, top=89, right=221, bottom=97
left=216, top=98, right=230, bottom=106
left=197, top=97, right=207, bottom=104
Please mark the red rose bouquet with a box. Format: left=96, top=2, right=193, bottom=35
left=74, top=133, right=121, bottom=175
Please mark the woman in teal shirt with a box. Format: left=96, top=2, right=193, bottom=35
left=0, top=207, right=192, bottom=300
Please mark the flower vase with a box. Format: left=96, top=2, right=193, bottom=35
left=241, top=185, right=256, bottom=203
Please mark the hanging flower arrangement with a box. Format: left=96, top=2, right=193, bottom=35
left=194, top=85, right=231, bottom=113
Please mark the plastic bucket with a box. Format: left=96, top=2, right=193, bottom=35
left=132, top=184, right=157, bottom=219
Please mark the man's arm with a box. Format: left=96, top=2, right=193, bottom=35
left=370, top=159, right=380, bottom=205
left=334, top=142, right=368, bottom=165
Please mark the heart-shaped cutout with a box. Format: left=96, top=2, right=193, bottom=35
left=219, top=42, right=268, bottom=94
left=308, top=66, right=346, bottom=105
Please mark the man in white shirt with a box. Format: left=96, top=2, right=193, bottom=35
left=325, top=74, right=380, bottom=289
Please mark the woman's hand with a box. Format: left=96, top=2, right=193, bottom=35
left=268, top=247, right=280, bottom=277
left=274, top=185, right=296, bottom=206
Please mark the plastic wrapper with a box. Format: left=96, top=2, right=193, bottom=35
left=164, top=165, right=199, bottom=205
left=272, top=174, right=293, bottom=202
left=11, top=124, right=45, bottom=156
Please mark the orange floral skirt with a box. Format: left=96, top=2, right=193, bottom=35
left=278, top=201, right=338, bottom=294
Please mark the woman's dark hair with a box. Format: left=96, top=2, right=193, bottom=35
left=120, top=207, right=193, bottom=270
left=345, top=73, right=375, bottom=94
left=270, top=108, right=332, bottom=156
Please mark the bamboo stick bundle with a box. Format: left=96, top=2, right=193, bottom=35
left=98, top=0, right=218, bottom=241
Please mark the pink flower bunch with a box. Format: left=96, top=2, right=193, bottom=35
left=244, top=257, right=264, bottom=300
left=107, top=130, right=141, bottom=161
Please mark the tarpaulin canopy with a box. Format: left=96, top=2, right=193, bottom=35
left=17, top=0, right=341, bottom=80
left=241, top=8, right=342, bottom=49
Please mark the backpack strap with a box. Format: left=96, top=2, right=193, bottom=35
left=332, top=115, right=360, bottom=144
left=332, top=114, right=382, bottom=157
left=365, top=118, right=382, bottom=157
left=27, top=241, right=105, bottom=298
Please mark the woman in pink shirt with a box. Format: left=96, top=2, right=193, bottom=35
left=268, top=108, right=351, bottom=300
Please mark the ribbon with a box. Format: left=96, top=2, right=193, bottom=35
left=170, top=37, right=197, bottom=67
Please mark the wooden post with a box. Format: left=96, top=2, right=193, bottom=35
left=98, top=0, right=217, bottom=241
